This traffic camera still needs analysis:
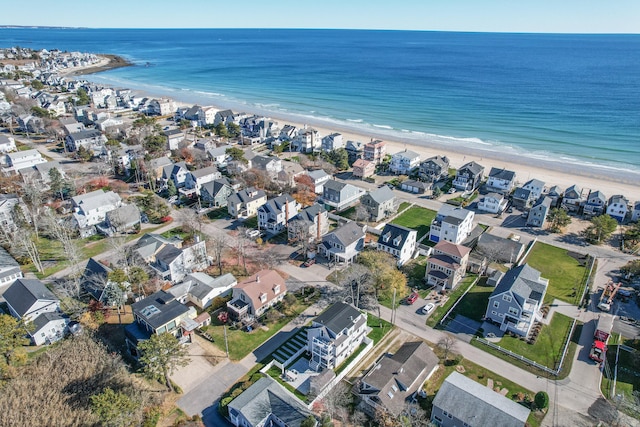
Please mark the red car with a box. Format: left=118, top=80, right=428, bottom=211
left=302, top=258, right=316, bottom=267
left=406, top=292, right=419, bottom=305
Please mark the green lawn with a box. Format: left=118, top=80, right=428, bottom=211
left=601, top=337, right=640, bottom=419
left=366, top=314, right=393, bottom=345
left=206, top=207, right=228, bottom=220
left=391, top=206, right=437, bottom=240
left=397, top=202, right=411, bottom=213
left=426, top=275, right=478, bottom=328
left=401, top=256, right=428, bottom=289
left=449, top=277, right=492, bottom=322
left=335, top=343, right=367, bottom=375
left=525, top=242, right=589, bottom=304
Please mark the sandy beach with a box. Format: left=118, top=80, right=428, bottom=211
left=80, top=56, right=640, bottom=203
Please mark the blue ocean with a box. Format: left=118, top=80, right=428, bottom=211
left=1, top=28, right=639, bottom=174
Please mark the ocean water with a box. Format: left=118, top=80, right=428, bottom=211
left=1, top=28, right=639, bottom=174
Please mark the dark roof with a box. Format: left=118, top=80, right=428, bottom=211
left=421, top=155, right=449, bottom=168
left=32, top=312, right=67, bottom=333
left=378, top=223, right=415, bottom=249
left=323, top=179, right=347, bottom=192
left=512, top=187, right=531, bottom=201
left=3, top=279, right=58, bottom=317
left=69, top=129, right=102, bottom=140
left=156, top=244, right=183, bottom=265
left=292, top=203, right=326, bottom=223
left=324, top=221, right=364, bottom=247
left=401, top=179, right=429, bottom=190
left=314, top=302, right=362, bottom=334
left=0, top=245, right=20, bottom=271
left=433, top=372, right=530, bottom=426
left=475, top=234, right=524, bottom=264
left=365, top=186, right=395, bottom=204
left=130, top=290, right=189, bottom=330
left=458, top=161, right=484, bottom=176
left=488, top=167, right=516, bottom=181
left=491, top=264, right=548, bottom=305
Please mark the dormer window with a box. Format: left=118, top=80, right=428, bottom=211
left=259, top=293, right=267, bottom=303
left=393, top=236, right=401, bottom=246
left=273, top=284, right=281, bottom=294
left=383, top=233, right=391, bottom=243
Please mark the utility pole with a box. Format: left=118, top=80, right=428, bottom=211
left=224, top=324, right=229, bottom=358
left=391, top=288, right=397, bottom=325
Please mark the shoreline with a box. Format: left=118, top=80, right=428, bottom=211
left=81, top=67, right=640, bottom=202
left=61, top=54, right=132, bottom=77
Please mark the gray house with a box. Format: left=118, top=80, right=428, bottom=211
left=99, top=204, right=141, bottom=236
left=287, top=203, right=329, bottom=243
left=485, top=264, right=548, bottom=337
left=452, top=161, right=484, bottom=191
left=418, top=155, right=449, bottom=182
left=345, top=140, right=364, bottom=164
left=583, top=190, right=607, bottom=217
left=511, top=187, right=533, bottom=210
left=318, top=221, right=365, bottom=264
left=321, top=179, right=365, bottom=211
left=431, top=372, right=530, bottom=427
left=228, top=377, right=316, bottom=427
left=200, top=178, right=234, bottom=208
left=561, top=184, right=584, bottom=213
left=527, top=196, right=552, bottom=228
left=360, top=186, right=396, bottom=222
left=0, top=245, right=23, bottom=288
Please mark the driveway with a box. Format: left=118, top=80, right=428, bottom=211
left=170, top=336, right=222, bottom=393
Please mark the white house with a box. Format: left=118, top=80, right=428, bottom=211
left=5, top=149, right=46, bottom=172
left=0, top=134, right=16, bottom=153
left=184, top=166, right=221, bottom=194
left=477, top=192, right=507, bottom=214
left=607, top=195, right=629, bottom=223
left=206, top=144, right=232, bottom=166
left=318, top=221, right=366, bottom=264
left=486, top=167, right=516, bottom=194
left=306, top=169, right=331, bottom=194
left=523, top=178, right=545, bottom=200
left=71, top=189, right=123, bottom=236
left=321, top=133, right=344, bottom=151
left=376, top=223, right=417, bottom=266
left=0, top=246, right=23, bottom=287
left=429, top=205, right=475, bottom=245
left=257, top=194, right=300, bottom=235
left=167, top=272, right=237, bottom=310
left=631, top=201, right=640, bottom=222
left=389, top=149, right=420, bottom=175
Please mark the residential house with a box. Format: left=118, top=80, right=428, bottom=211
left=484, top=264, right=548, bottom=337
left=5, top=149, right=46, bottom=172
left=168, top=272, right=237, bottom=310
left=214, top=109, right=236, bottom=126
left=583, top=190, right=607, bottom=217
left=322, top=132, right=344, bottom=151
left=484, top=169, right=516, bottom=195
left=607, top=195, right=629, bottom=223
left=164, top=129, right=185, bottom=150
left=321, top=179, right=365, bottom=211
left=277, top=161, right=305, bottom=187
left=352, top=158, right=376, bottom=179
left=632, top=201, right=640, bottom=222
left=431, top=372, right=530, bottom=427
left=0, top=193, right=23, bottom=232
left=561, top=184, right=584, bottom=213
left=377, top=223, right=417, bottom=266
left=400, top=179, right=429, bottom=194
left=523, top=178, right=545, bottom=200
left=148, top=157, right=173, bottom=182
left=227, top=270, right=287, bottom=320
left=345, top=140, right=364, bottom=164
left=0, top=134, right=16, bottom=153
left=100, top=204, right=141, bottom=235
left=81, top=258, right=125, bottom=307
left=200, top=178, right=234, bottom=208
left=148, top=98, right=176, bottom=116
left=511, top=187, right=533, bottom=211
left=125, top=290, right=196, bottom=358
left=0, top=246, right=23, bottom=288
left=257, top=194, right=300, bottom=234
left=183, top=105, right=206, bottom=127
left=452, top=161, right=484, bottom=191
left=546, top=185, right=562, bottom=207
left=206, top=144, right=232, bottom=166
left=3, top=278, right=68, bottom=346
left=477, top=192, right=507, bottom=214
left=360, top=186, right=397, bottom=222
left=60, top=117, right=85, bottom=135
left=306, top=169, right=331, bottom=194
left=65, top=129, right=107, bottom=153
left=72, top=189, right=123, bottom=237
left=184, top=166, right=221, bottom=194
left=135, top=233, right=208, bottom=283
left=527, top=196, right=552, bottom=228
left=251, top=155, right=283, bottom=177
left=419, top=155, right=450, bottom=182
left=363, top=139, right=386, bottom=165
left=278, top=124, right=297, bottom=141
left=355, top=341, right=439, bottom=416
left=95, top=116, right=123, bottom=132
left=227, top=377, right=316, bottom=427
left=425, top=241, right=470, bottom=290
left=429, top=204, right=475, bottom=244
left=292, top=127, right=321, bottom=153
left=474, top=233, right=525, bottom=265
left=227, top=187, right=268, bottom=219
left=389, top=150, right=420, bottom=175
left=307, top=301, right=368, bottom=370
left=162, top=161, right=189, bottom=189
left=318, top=221, right=365, bottom=264
left=287, top=203, right=329, bottom=243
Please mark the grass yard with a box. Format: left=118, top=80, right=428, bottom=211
left=525, top=242, right=589, bottom=304
left=601, top=337, right=640, bottom=418
left=206, top=207, right=228, bottom=220
left=366, top=314, right=393, bottom=345
left=426, top=275, right=478, bottom=328
left=391, top=206, right=437, bottom=240
left=397, top=202, right=411, bottom=213
left=401, top=256, right=428, bottom=289
left=449, top=277, right=492, bottom=322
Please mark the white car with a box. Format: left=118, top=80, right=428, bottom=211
left=447, top=188, right=456, bottom=194
left=422, top=303, right=435, bottom=314
left=245, top=229, right=261, bottom=238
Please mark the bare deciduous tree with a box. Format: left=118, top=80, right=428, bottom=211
left=209, top=234, right=228, bottom=276
left=11, top=230, right=43, bottom=273
left=437, top=333, right=457, bottom=361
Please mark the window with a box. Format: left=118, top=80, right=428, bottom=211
left=491, top=311, right=497, bottom=315
left=493, top=301, right=499, bottom=308
left=508, top=307, right=519, bottom=316
left=502, top=294, right=512, bottom=302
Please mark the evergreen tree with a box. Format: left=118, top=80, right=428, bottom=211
left=138, top=333, right=190, bottom=391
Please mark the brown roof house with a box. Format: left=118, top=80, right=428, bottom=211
left=227, top=270, right=287, bottom=320
left=352, top=158, right=376, bottom=179
left=425, top=241, right=470, bottom=291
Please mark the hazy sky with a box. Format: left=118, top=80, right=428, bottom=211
left=3, top=0, right=639, bottom=33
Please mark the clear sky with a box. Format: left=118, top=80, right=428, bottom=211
left=2, top=0, right=639, bottom=33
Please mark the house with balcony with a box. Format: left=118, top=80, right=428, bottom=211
left=523, top=178, right=545, bottom=200
left=418, top=155, right=450, bottom=182
left=184, top=166, right=221, bottom=194
left=287, top=203, right=329, bottom=243
left=306, top=169, right=331, bottom=194
left=257, top=194, right=300, bottom=235
left=226, top=270, right=287, bottom=321
left=546, top=185, right=562, bottom=207
left=425, top=241, right=470, bottom=291
left=321, top=179, right=365, bottom=211
left=377, top=224, right=417, bottom=267
left=319, top=221, right=366, bottom=264
left=431, top=372, right=530, bottom=427
left=167, top=272, right=237, bottom=310
left=307, top=302, right=368, bottom=371
left=561, top=184, right=584, bottom=213
left=71, top=189, right=123, bottom=237
left=321, top=132, right=344, bottom=151
left=389, top=150, right=420, bottom=175
left=607, top=195, right=629, bottom=223
left=134, top=233, right=208, bottom=283
left=3, top=278, right=68, bottom=346
left=527, top=196, right=552, bottom=228
left=352, top=158, right=376, bottom=179
left=65, top=129, right=107, bottom=153
left=583, top=190, right=607, bottom=217
left=125, top=290, right=196, bottom=358
left=360, top=186, right=396, bottom=222
left=162, top=161, right=189, bottom=189
left=429, top=205, right=475, bottom=245
left=355, top=341, right=439, bottom=417
left=345, top=140, right=364, bottom=164
left=485, top=167, right=516, bottom=194
left=512, top=187, right=535, bottom=211
left=148, top=98, right=176, bottom=116
left=477, top=192, right=507, bottom=214
left=452, top=161, right=484, bottom=191
left=227, top=187, right=268, bottom=219
left=292, top=127, right=321, bottom=153
left=484, top=264, right=548, bottom=337
left=363, top=139, right=386, bottom=165
left=200, top=178, right=234, bottom=208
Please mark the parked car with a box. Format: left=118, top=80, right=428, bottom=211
left=406, top=292, right=419, bottom=305
left=447, top=188, right=456, bottom=194
left=302, top=258, right=316, bottom=267
left=246, top=229, right=261, bottom=239
left=422, top=303, right=435, bottom=314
